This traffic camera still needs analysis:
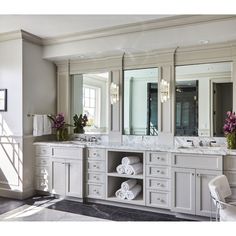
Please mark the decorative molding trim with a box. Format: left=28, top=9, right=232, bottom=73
left=43, top=15, right=236, bottom=45
left=0, top=29, right=43, bottom=45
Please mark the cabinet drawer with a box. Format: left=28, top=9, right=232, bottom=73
left=146, top=152, right=170, bottom=166
left=87, top=172, right=105, bottom=183
left=172, top=153, right=222, bottom=170
left=86, top=183, right=105, bottom=199
left=87, top=148, right=106, bottom=160
left=52, top=147, right=83, bottom=159
left=146, top=190, right=170, bottom=209
left=146, top=165, right=171, bottom=178
left=224, top=156, right=236, bottom=170
left=87, top=161, right=105, bottom=172
left=35, top=177, right=49, bottom=192
left=146, top=177, right=170, bottom=191
left=35, top=145, right=51, bottom=157
left=224, top=171, right=236, bottom=186
left=35, top=166, right=50, bottom=177
left=35, top=158, right=50, bottom=167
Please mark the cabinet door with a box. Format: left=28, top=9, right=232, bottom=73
left=65, top=160, right=83, bottom=198
left=171, top=167, right=196, bottom=215
left=52, top=160, right=66, bottom=195
left=196, top=169, right=221, bottom=217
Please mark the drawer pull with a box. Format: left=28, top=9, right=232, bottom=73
left=93, top=164, right=97, bottom=168
left=156, top=170, right=160, bottom=173
left=157, top=157, right=160, bottom=160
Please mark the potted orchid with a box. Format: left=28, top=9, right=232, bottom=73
left=223, top=111, right=236, bottom=149
left=48, top=113, right=72, bottom=141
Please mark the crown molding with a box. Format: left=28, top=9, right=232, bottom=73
left=43, top=15, right=236, bottom=46
left=0, top=29, right=43, bottom=45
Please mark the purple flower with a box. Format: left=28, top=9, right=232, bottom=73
left=48, top=113, right=67, bottom=130
left=224, top=111, right=236, bottom=135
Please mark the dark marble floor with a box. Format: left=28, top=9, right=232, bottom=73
left=0, top=195, right=192, bottom=221
left=0, top=197, right=25, bottom=215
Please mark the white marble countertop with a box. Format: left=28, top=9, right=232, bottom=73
left=34, top=140, right=236, bottom=155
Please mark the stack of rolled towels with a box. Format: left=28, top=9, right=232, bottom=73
left=116, top=156, right=143, bottom=175
left=115, top=179, right=142, bottom=200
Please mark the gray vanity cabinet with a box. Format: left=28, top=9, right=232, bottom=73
left=171, top=153, right=222, bottom=217
left=51, top=146, right=84, bottom=198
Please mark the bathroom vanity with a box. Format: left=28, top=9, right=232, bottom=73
left=34, top=141, right=236, bottom=219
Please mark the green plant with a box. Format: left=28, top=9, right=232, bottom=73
left=73, top=114, right=88, bottom=133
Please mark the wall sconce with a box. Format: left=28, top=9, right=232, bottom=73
left=160, top=79, right=170, bottom=103
left=110, top=82, right=119, bottom=104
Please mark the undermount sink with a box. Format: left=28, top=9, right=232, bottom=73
left=177, top=146, right=223, bottom=150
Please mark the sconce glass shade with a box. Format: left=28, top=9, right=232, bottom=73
left=160, top=79, right=170, bottom=103
left=110, top=82, right=119, bottom=104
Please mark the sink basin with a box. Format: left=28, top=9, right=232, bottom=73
left=177, top=146, right=223, bottom=151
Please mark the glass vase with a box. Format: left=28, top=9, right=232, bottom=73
left=56, top=128, right=69, bottom=141
left=227, top=132, right=236, bottom=149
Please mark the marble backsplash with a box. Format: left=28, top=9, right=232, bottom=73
left=72, top=133, right=227, bottom=148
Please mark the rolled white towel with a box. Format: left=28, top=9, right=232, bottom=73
left=115, top=189, right=126, bottom=200
left=121, top=179, right=137, bottom=191
left=122, top=156, right=140, bottom=165
left=125, top=163, right=143, bottom=175
left=116, top=164, right=126, bottom=174
left=126, top=184, right=142, bottom=200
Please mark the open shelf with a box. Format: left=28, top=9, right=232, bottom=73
left=107, top=176, right=144, bottom=205
left=106, top=194, right=145, bottom=206
left=107, top=172, right=143, bottom=179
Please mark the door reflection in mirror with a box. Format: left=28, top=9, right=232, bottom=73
left=175, top=62, right=232, bottom=137
left=123, top=68, right=159, bottom=136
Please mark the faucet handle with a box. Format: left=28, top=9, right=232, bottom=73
left=199, top=140, right=204, bottom=146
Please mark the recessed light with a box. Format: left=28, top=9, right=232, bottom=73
left=199, top=40, right=209, bottom=45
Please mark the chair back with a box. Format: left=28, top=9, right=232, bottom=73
left=208, top=175, right=232, bottom=207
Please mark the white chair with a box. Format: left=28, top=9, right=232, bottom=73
left=208, top=175, right=236, bottom=221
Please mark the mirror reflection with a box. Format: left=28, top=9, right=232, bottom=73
left=71, top=72, right=109, bottom=134
left=123, top=68, right=159, bottom=135
left=175, top=62, right=232, bottom=137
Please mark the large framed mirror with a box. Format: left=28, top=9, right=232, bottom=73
left=70, top=72, right=109, bottom=134
left=123, top=67, right=159, bottom=135
left=175, top=62, right=233, bottom=137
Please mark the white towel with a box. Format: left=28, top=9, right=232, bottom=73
left=126, top=184, right=142, bottom=200
left=122, top=156, right=140, bottom=165
left=115, top=189, right=126, bottom=200
left=43, top=115, right=52, bottom=135
left=33, top=115, right=44, bottom=136
left=116, top=164, right=126, bottom=174
left=121, top=179, right=137, bottom=191
left=125, top=163, right=143, bottom=175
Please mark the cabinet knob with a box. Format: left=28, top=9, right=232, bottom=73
left=192, top=173, right=195, bottom=176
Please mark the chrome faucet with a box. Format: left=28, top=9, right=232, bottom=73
left=209, top=140, right=216, bottom=147
left=186, top=139, right=194, bottom=146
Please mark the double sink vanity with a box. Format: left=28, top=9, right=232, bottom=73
left=34, top=138, right=236, bottom=220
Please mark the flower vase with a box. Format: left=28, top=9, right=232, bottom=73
left=56, top=128, right=69, bottom=141
left=227, top=132, right=236, bottom=149
left=74, top=126, right=85, bottom=134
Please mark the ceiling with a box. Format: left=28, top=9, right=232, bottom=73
left=0, top=15, right=172, bottom=38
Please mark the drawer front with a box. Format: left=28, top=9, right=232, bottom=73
left=224, top=156, right=236, bottom=170
left=35, top=177, right=49, bottom=192
left=52, top=147, right=83, bottom=159
left=35, top=166, right=50, bottom=177
left=35, top=158, right=50, bottom=167
left=146, top=190, right=170, bottom=209
left=87, top=148, right=106, bottom=160
left=146, top=152, right=170, bottom=166
left=86, top=183, right=105, bottom=199
left=87, top=161, right=105, bottom=172
left=87, top=172, right=105, bottom=183
left=146, top=165, right=171, bottom=178
left=35, top=145, right=51, bottom=157
left=224, top=171, right=236, bottom=186
left=172, top=153, right=222, bottom=170
left=146, top=177, right=170, bottom=191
